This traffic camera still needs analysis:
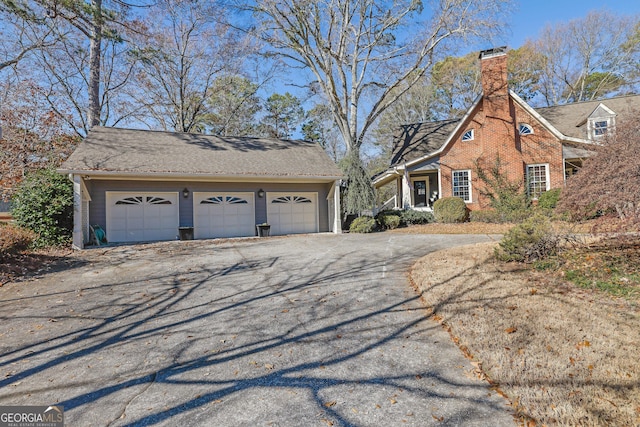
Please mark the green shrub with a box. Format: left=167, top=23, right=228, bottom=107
left=400, top=210, right=435, bottom=225
left=349, top=216, right=376, bottom=233
left=0, top=224, right=36, bottom=260
left=475, top=157, right=532, bottom=222
left=11, top=168, right=73, bottom=248
left=469, top=209, right=503, bottom=223
left=537, top=188, right=561, bottom=210
left=495, top=214, right=560, bottom=263
left=376, top=212, right=401, bottom=230
left=433, top=197, right=468, bottom=223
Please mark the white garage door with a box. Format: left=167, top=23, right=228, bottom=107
left=106, top=192, right=179, bottom=243
left=194, top=192, right=255, bottom=239
left=267, top=192, right=318, bottom=236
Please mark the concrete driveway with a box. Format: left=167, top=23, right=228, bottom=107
left=0, top=233, right=514, bottom=426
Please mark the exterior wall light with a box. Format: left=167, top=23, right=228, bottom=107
left=182, top=188, right=189, bottom=198
left=257, top=189, right=265, bottom=198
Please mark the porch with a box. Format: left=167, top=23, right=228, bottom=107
left=374, top=168, right=440, bottom=213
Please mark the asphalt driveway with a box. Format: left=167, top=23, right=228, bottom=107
left=0, top=233, right=514, bottom=426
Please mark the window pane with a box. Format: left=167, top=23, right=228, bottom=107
left=452, top=170, right=470, bottom=202
left=519, top=123, right=533, bottom=135
left=527, top=165, right=547, bottom=198
left=594, top=121, right=607, bottom=136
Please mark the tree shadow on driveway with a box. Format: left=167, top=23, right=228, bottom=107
left=0, top=235, right=514, bottom=426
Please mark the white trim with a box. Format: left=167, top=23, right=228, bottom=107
left=526, top=163, right=550, bottom=199
left=56, top=169, right=342, bottom=183
left=403, top=89, right=592, bottom=171
left=326, top=181, right=342, bottom=234
left=437, top=169, right=442, bottom=202
left=588, top=116, right=614, bottom=139
left=410, top=176, right=429, bottom=208
left=72, top=175, right=84, bottom=250
left=518, top=123, right=534, bottom=135
left=595, top=103, right=616, bottom=116
left=578, top=103, right=616, bottom=126
left=333, top=182, right=342, bottom=233
left=509, top=91, right=588, bottom=144
left=404, top=94, right=483, bottom=169
left=374, top=89, right=597, bottom=190
left=452, top=169, right=472, bottom=203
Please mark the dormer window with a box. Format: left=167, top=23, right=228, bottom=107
left=588, top=117, right=614, bottom=139
left=519, top=123, right=533, bottom=135
left=594, top=120, right=608, bottom=136
left=462, top=129, right=474, bottom=141
left=585, top=103, right=616, bottom=140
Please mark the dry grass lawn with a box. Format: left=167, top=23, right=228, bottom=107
left=390, top=221, right=515, bottom=235
left=411, top=241, right=640, bottom=426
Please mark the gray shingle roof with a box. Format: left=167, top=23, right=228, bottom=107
left=536, top=94, right=640, bottom=140
left=390, top=119, right=460, bottom=166
left=60, top=127, right=343, bottom=180
left=388, top=94, right=640, bottom=166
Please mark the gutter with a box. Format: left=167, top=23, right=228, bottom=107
left=56, top=169, right=344, bottom=183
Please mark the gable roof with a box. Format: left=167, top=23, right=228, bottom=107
left=536, top=94, right=640, bottom=140
left=59, top=127, right=343, bottom=181
left=385, top=93, right=640, bottom=170
left=389, top=119, right=461, bottom=167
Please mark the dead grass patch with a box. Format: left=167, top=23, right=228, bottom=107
left=391, top=222, right=515, bottom=235
left=390, top=220, right=594, bottom=236
left=412, top=242, right=640, bottom=426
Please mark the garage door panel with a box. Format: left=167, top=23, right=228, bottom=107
left=106, top=192, right=179, bottom=243
left=267, top=192, right=318, bottom=236
left=194, top=192, right=255, bottom=239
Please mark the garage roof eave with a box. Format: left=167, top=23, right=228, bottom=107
left=57, top=169, right=344, bottom=183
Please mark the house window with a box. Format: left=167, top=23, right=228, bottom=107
left=526, top=164, right=550, bottom=199
left=452, top=170, right=471, bottom=203
left=461, top=129, right=474, bottom=141
left=519, top=123, right=533, bottom=135
left=594, top=120, right=608, bottom=136
left=588, top=117, right=614, bottom=139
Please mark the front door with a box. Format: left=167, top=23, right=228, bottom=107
left=413, top=180, right=427, bottom=207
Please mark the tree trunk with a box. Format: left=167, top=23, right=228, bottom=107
left=88, top=0, right=103, bottom=129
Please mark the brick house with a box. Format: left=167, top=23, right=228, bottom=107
left=373, top=46, right=640, bottom=212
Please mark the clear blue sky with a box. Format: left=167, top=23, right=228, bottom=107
left=506, top=0, right=640, bottom=48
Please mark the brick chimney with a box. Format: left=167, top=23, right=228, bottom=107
left=479, top=46, right=509, bottom=120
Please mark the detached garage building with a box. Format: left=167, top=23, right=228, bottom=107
left=59, top=127, right=343, bottom=249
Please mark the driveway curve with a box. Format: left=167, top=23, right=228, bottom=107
left=0, top=233, right=514, bottom=426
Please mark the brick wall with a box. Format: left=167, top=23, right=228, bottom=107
left=439, top=49, right=564, bottom=210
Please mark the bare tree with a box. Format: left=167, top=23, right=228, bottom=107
left=0, top=0, right=143, bottom=134
left=535, top=11, right=639, bottom=106
left=371, top=47, right=539, bottom=161
left=302, top=103, right=346, bottom=162
left=130, top=0, right=250, bottom=133
left=0, top=15, right=55, bottom=71
left=252, top=0, right=512, bottom=213
left=32, top=26, right=140, bottom=135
